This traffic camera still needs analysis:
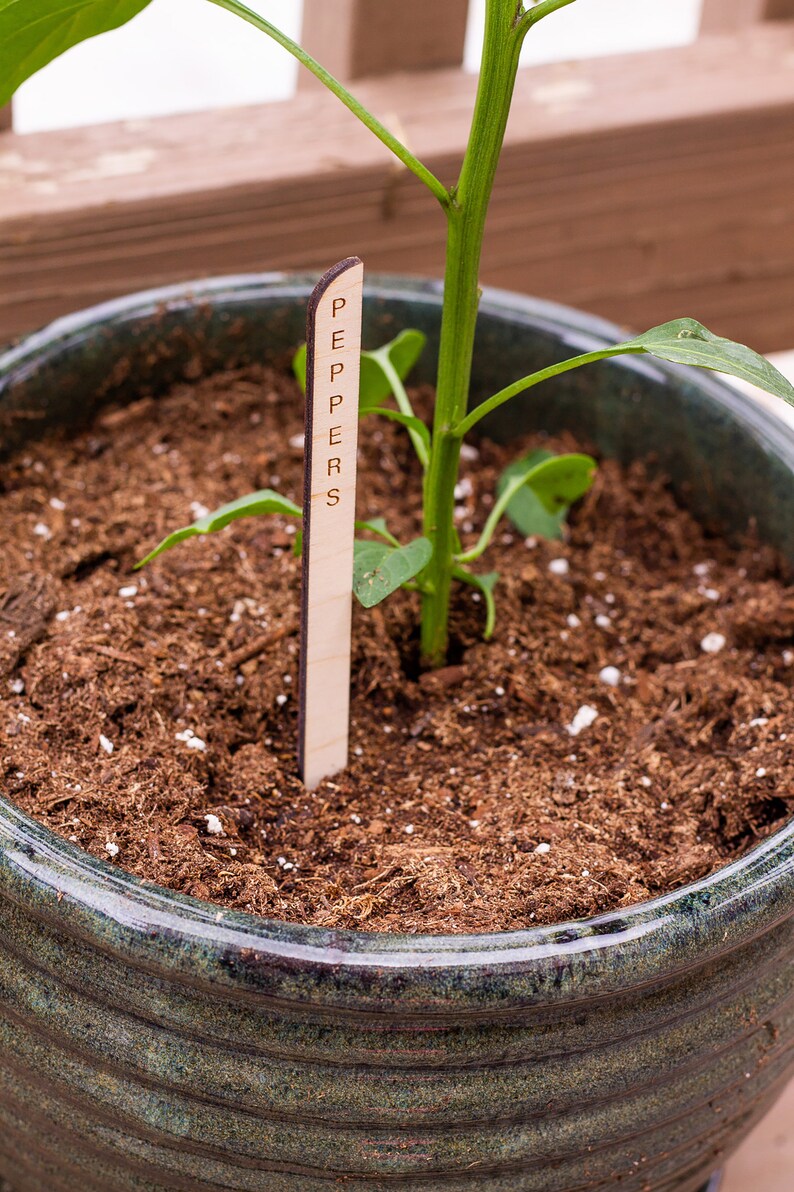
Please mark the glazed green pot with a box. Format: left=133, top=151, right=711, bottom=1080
left=0, top=276, right=791, bottom=1192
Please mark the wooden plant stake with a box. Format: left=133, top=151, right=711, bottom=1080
left=298, top=257, right=364, bottom=789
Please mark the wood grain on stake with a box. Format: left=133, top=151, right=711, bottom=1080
left=299, top=258, right=364, bottom=790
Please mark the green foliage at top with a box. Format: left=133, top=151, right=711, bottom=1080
left=0, top=0, right=152, bottom=105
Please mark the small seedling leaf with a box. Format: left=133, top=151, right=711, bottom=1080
left=621, top=318, right=794, bottom=405
left=353, top=536, right=432, bottom=608
left=292, top=343, right=308, bottom=391
left=292, top=329, right=426, bottom=408
left=364, top=407, right=431, bottom=455
left=136, top=489, right=300, bottom=568
left=360, top=329, right=427, bottom=411
left=0, top=0, right=153, bottom=106
left=355, top=517, right=401, bottom=547
left=521, top=453, right=597, bottom=514
left=497, top=448, right=567, bottom=539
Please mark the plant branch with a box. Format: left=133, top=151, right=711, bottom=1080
left=453, top=567, right=497, bottom=639
left=454, top=345, right=642, bottom=439
left=370, top=353, right=431, bottom=469
left=207, top=0, right=450, bottom=209
left=521, top=0, right=579, bottom=32
left=455, top=470, right=529, bottom=564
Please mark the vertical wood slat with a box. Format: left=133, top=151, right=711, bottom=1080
left=701, top=0, right=793, bottom=30
left=765, top=0, right=794, bottom=18
left=300, top=0, right=469, bottom=82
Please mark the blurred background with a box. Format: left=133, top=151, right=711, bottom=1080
left=12, top=0, right=704, bottom=133
left=1, top=0, right=792, bottom=352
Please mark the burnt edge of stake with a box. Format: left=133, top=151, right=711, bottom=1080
left=298, top=257, right=363, bottom=785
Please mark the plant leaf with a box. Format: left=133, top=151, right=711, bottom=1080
left=621, top=318, right=794, bottom=405
left=497, top=448, right=566, bottom=539
left=292, top=329, right=426, bottom=408
left=454, top=567, right=500, bottom=639
left=522, top=453, right=597, bottom=514
left=136, top=489, right=300, bottom=568
left=353, top=537, right=432, bottom=608
left=355, top=517, right=401, bottom=547
left=360, top=329, right=427, bottom=411
left=363, top=407, right=431, bottom=456
left=292, top=343, right=307, bottom=391
left=0, top=0, right=153, bottom=105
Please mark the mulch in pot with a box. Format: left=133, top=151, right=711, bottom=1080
left=0, top=361, right=791, bottom=933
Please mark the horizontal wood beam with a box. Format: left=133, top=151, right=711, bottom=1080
left=2, top=27, right=794, bottom=353
left=765, top=0, right=794, bottom=18
left=300, top=0, right=469, bottom=81
left=700, top=0, right=793, bottom=29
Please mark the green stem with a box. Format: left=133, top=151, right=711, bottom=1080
left=207, top=0, right=450, bottom=208
left=455, top=346, right=642, bottom=439
left=419, top=0, right=526, bottom=666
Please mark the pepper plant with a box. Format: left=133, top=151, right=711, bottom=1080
left=4, top=0, right=794, bottom=667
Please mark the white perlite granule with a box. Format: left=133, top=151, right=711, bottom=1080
left=566, top=705, right=599, bottom=736
left=598, top=666, right=621, bottom=687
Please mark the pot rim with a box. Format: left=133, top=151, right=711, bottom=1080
left=1, top=273, right=792, bottom=1004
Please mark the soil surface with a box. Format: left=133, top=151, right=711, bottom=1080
left=0, top=362, right=792, bottom=933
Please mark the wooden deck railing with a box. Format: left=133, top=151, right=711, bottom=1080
left=1, top=2, right=793, bottom=350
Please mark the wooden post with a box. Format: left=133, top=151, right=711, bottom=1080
left=700, top=0, right=790, bottom=31
left=300, top=0, right=469, bottom=82
left=298, top=257, right=364, bottom=790
left=765, top=0, right=794, bottom=18
left=0, top=103, right=11, bottom=134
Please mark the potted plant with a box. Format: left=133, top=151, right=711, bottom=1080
left=0, top=4, right=792, bottom=1192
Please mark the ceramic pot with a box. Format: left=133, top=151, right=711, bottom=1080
left=0, top=275, right=791, bottom=1192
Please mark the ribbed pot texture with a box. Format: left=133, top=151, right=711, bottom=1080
left=0, top=277, right=792, bottom=1192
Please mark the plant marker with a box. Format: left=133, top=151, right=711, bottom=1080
left=298, top=258, right=364, bottom=789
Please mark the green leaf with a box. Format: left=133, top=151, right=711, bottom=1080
left=0, top=0, right=153, bottom=105
left=353, top=537, right=432, bottom=608
left=292, top=329, right=426, bottom=409
left=521, top=453, right=597, bottom=514
left=497, top=449, right=566, bottom=539
left=292, top=343, right=307, bottom=392
left=622, top=318, right=794, bottom=406
left=136, top=489, right=301, bottom=568
left=355, top=517, right=401, bottom=548
left=363, top=407, right=431, bottom=456
left=454, top=567, right=500, bottom=640
left=360, top=329, right=427, bottom=411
